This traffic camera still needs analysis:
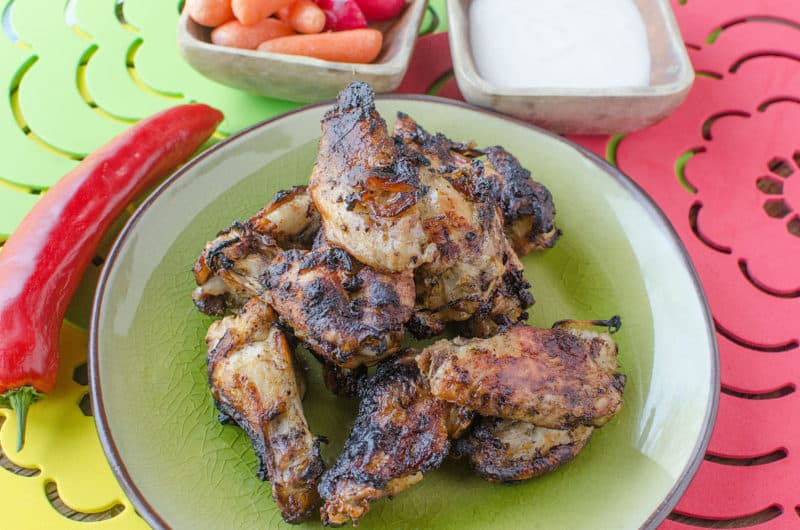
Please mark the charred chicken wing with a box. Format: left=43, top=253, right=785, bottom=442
left=390, top=114, right=530, bottom=337
left=192, top=186, right=319, bottom=316
left=416, top=319, right=626, bottom=429
left=206, top=298, right=324, bottom=523
left=481, top=146, right=560, bottom=255
left=456, top=417, right=594, bottom=483
left=308, top=82, right=433, bottom=273
left=319, top=354, right=452, bottom=526
left=392, top=112, right=558, bottom=256
left=261, top=247, right=415, bottom=369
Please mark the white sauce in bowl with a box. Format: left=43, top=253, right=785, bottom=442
left=469, top=0, right=651, bottom=89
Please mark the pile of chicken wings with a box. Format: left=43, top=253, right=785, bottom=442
left=192, top=82, right=626, bottom=526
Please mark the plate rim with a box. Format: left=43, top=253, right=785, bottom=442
left=89, top=94, right=720, bottom=530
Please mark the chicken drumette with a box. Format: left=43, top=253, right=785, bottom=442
left=392, top=112, right=559, bottom=256
left=308, top=82, right=433, bottom=273
left=206, top=298, right=325, bottom=522
left=260, top=246, right=414, bottom=368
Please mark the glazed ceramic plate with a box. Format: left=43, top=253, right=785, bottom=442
left=90, top=97, right=718, bottom=530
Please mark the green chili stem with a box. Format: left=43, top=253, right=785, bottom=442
left=1, top=387, right=43, bottom=451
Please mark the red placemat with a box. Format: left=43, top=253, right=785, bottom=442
left=400, top=1, right=800, bottom=527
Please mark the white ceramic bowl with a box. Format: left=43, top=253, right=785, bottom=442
left=177, top=0, right=427, bottom=103
left=446, top=0, right=694, bottom=134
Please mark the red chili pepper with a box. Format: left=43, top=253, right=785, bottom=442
left=0, top=104, right=224, bottom=450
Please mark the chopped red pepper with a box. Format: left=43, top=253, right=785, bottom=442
left=0, top=104, right=224, bottom=450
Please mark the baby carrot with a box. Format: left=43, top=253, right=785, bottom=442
left=186, top=0, right=234, bottom=27
left=257, top=28, right=383, bottom=63
left=211, top=18, right=294, bottom=49
left=232, top=0, right=293, bottom=25
left=287, top=0, right=326, bottom=34
left=276, top=6, right=291, bottom=21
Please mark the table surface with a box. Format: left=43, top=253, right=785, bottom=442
left=1, top=0, right=798, bottom=528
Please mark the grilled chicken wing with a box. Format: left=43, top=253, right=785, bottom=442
left=308, top=81, right=433, bottom=273
left=409, top=165, right=509, bottom=337
left=206, top=298, right=324, bottom=523
left=456, top=417, right=593, bottom=483
left=459, top=239, right=534, bottom=338
left=416, top=319, right=626, bottom=429
left=389, top=114, right=529, bottom=337
left=481, top=146, right=559, bottom=254
left=319, top=354, right=452, bottom=526
left=192, top=186, right=319, bottom=315
left=392, top=112, right=558, bottom=256
left=261, top=247, right=415, bottom=369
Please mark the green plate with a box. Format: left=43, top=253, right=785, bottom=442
left=90, top=97, right=718, bottom=530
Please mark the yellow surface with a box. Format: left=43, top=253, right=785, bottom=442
left=0, top=323, right=148, bottom=529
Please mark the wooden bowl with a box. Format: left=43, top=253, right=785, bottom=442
left=446, top=0, right=695, bottom=134
left=177, top=1, right=427, bottom=103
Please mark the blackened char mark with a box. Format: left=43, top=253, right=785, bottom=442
left=455, top=416, right=594, bottom=483
left=484, top=146, right=556, bottom=234
left=322, top=363, right=368, bottom=397
left=319, top=357, right=451, bottom=525
left=260, top=248, right=414, bottom=367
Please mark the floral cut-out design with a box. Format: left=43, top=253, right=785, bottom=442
left=758, top=155, right=800, bottom=237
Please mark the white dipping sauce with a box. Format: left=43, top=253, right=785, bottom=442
left=469, top=0, right=651, bottom=89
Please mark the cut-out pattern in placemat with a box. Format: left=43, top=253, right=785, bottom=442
left=0, top=323, right=145, bottom=529
left=604, top=1, right=800, bottom=528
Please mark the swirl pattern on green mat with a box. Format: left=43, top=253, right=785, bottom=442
left=0, top=0, right=446, bottom=239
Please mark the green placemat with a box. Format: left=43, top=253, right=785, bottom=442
left=0, top=0, right=447, bottom=239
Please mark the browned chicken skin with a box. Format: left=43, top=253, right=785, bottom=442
left=481, top=146, right=560, bottom=254
left=206, top=299, right=325, bottom=523
left=261, top=247, right=414, bottom=368
left=392, top=112, right=559, bottom=256
left=390, top=113, right=532, bottom=338
left=459, top=239, right=535, bottom=338
left=456, top=417, right=594, bottom=483
left=192, top=185, right=319, bottom=316
left=254, top=185, right=322, bottom=249
left=194, top=185, right=416, bottom=371
left=318, top=353, right=453, bottom=527
left=308, top=82, right=433, bottom=273
left=416, top=319, right=626, bottom=429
